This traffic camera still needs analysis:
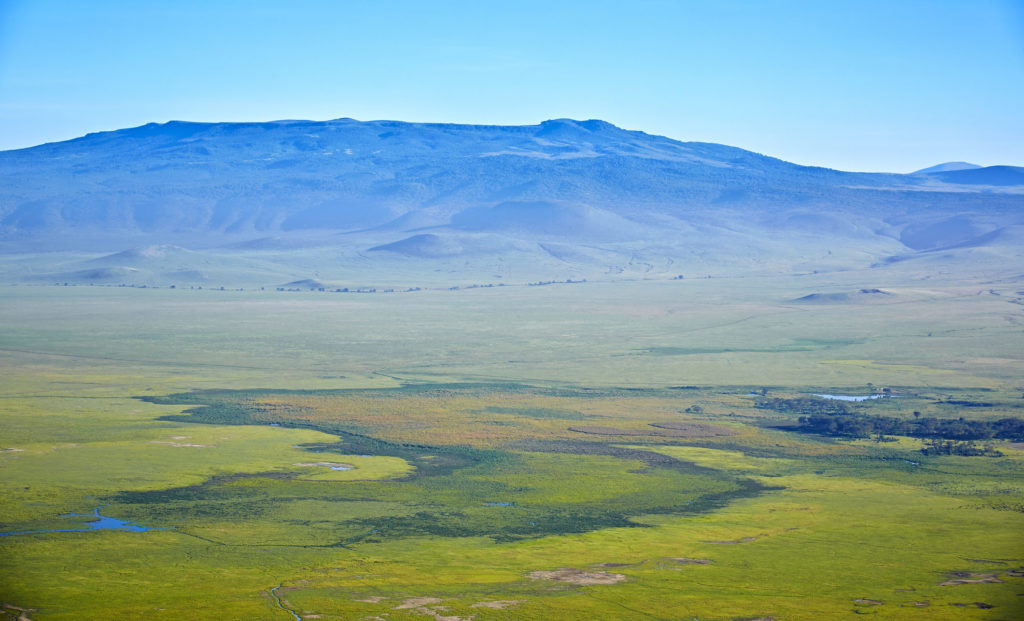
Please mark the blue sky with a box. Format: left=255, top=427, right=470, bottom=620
left=0, top=0, right=1021, bottom=172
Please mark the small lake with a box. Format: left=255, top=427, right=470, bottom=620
left=814, top=394, right=889, bottom=402
left=0, top=507, right=154, bottom=536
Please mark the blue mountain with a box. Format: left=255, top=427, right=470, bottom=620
left=0, top=118, right=1021, bottom=285
left=913, top=161, right=981, bottom=174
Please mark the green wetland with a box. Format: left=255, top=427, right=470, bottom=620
left=1, top=274, right=1023, bottom=619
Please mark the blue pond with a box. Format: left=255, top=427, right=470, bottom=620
left=0, top=507, right=155, bottom=536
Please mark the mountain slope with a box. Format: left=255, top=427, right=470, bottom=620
left=0, top=118, right=1021, bottom=285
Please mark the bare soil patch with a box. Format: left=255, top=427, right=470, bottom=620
left=704, top=536, right=758, bottom=544
left=941, top=572, right=1003, bottom=586
left=665, top=557, right=712, bottom=564
left=1, top=603, right=35, bottom=621
left=395, top=597, right=444, bottom=609
left=529, top=568, right=626, bottom=585
left=470, top=600, right=523, bottom=609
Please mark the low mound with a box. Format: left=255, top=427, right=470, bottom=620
left=224, top=236, right=306, bottom=251
left=369, top=233, right=464, bottom=258
left=280, top=278, right=329, bottom=289
left=31, top=266, right=146, bottom=283
left=88, top=244, right=194, bottom=265
left=792, top=289, right=892, bottom=304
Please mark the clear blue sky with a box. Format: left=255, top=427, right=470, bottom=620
left=1, top=0, right=1021, bottom=172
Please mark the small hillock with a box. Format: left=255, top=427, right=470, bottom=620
left=791, top=289, right=891, bottom=304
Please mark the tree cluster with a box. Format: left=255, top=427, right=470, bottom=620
left=756, top=397, right=852, bottom=416
left=920, top=438, right=1003, bottom=457
left=796, top=412, right=1024, bottom=442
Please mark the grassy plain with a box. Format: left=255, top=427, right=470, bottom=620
left=1, top=270, right=1023, bottom=619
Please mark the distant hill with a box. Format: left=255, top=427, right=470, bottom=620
left=925, top=165, right=1024, bottom=187
left=1, top=118, right=1021, bottom=286
left=913, top=161, right=981, bottom=174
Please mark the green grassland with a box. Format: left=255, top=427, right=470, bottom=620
left=1, top=272, right=1023, bottom=619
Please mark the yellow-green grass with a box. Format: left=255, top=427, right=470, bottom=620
left=266, top=448, right=1024, bottom=620
left=5, top=382, right=1020, bottom=619
left=237, top=477, right=1023, bottom=620
left=3, top=277, right=1023, bottom=390
left=2, top=278, right=1023, bottom=619
left=0, top=423, right=410, bottom=525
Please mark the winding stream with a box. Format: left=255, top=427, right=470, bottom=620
left=269, top=584, right=301, bottom=621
